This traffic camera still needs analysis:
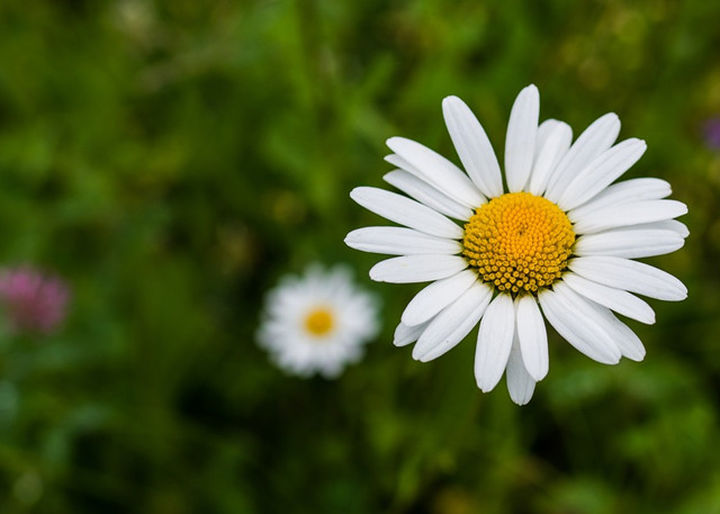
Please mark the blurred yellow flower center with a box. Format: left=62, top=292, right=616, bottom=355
left=304, top=307, right=334, bottom=336
left=462, top=192, right=575, bottom=295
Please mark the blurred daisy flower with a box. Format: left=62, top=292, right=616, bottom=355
left=346, top=85, right=688, bottom=405
left=0, top=266, right=71, bottom=335
left=257, top=265, right=380, bottom=378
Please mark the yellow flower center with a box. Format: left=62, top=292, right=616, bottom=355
left=304, top=307, right=335, bottom=337
left=462, top=192, right=575, bottom=295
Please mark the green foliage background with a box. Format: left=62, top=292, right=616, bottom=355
left=0, top=0, right=719, bottom=512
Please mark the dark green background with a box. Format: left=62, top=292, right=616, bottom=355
left=0, top=0, right=718, bottom=512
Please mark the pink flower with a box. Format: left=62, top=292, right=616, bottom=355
left=0, top=267, right=71, bottom=335
left=703, top=118, right=720, bottom=150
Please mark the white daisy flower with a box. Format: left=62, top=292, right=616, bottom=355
left=345, top=85, right=688, bottom=405
left=257, top=265, right=380, bottom=378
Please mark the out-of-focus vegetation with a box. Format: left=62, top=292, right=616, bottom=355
left=0, top=0, right=719, bottom=512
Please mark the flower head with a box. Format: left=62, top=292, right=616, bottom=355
left=0, top=267, right=71, bottom=335
left=703, top=118, right=720, bottom=150
left=346, top=85, right=688, bottom=405
left=257, top=265, right=380, bottom=378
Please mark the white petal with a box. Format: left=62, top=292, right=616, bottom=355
left=383, top=169, right=473, bottom=220
left=515, top=295, right=549, bottom=381
left=569, top=178, right=671, bottom=220
left=384, top=153, right=419, bottom=174
left=583, top=300, right=646, bottom=361
left=638, top=220, right=689, bottom=239
left=576, top=219, right=689, bottom=239
left=401, top=270, right=478, bottom=326
left=535, top=119, right=561, bottom=150
left=345, top=227, right=462, bottom=256
left=369, top=255, right=468, bottom=284
left=506, top=335, right=536, bottom=406
left=544, top=113, right=621, bottom=202
left=383, top=151, right=484, bottom=212
left=386, top=137, right=486, bottom=207
left=561, top=272, right=655, bottom=324
left=394, top=321, right=429, bottom=347
left=412, top=282, right=492, bottom=362
left=558, top=138, right=647, bottom=210
left=527, top=120, right=573, bottom=195
left=442, top=95, right=503, bottom=198
left=505, top=85, right=540, bottom=192
left=537, top=283, right=622, bottom=364
left=572, top=199, right=688, bottom=234
left=569, top=256, right=687, bottom=301
left=350, top=187, right=464, bottom=239
left=574, top=228, right=684, bottom=259
left=475, top=294, right=515, bottom=392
